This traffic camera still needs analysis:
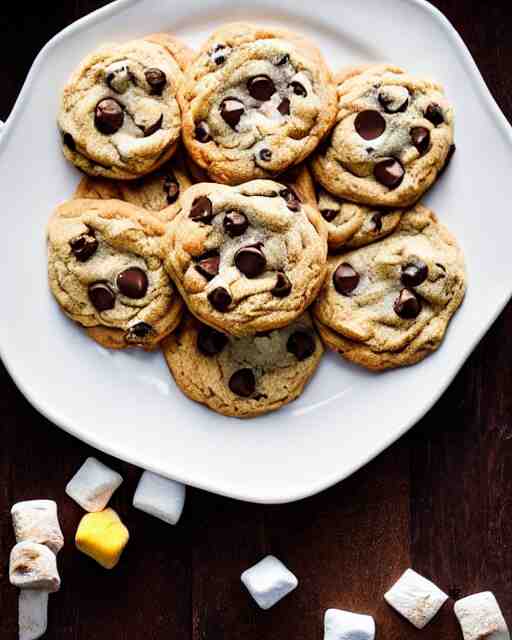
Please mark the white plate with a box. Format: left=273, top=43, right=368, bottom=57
left=1, top=0, right=511, bottom=504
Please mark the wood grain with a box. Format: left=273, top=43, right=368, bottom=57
left=0, top=1, right=511, bottom=638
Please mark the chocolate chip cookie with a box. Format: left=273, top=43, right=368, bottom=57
left=47, top=198, right=183, bottom=350
left=74, top=149, right=192, bottom=221
left=164, top=172, right=328, bottom=336
left=58, top=34, right=192, bottom=180
left=179, top=22, right=337, bottom=184
left=311, top=64, right=455, bottom=207
left=162, top=312, right=323, bottom=417
left=313, top=205, right=465, bottom=370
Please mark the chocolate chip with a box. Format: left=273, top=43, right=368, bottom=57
left=190, top=196, right=213, bottom=223
left=321, top=209, right=337, bottom=222
left=125, top=322, right=154, bottom=343
left=333, top=263, right=359, bottom=295
left=394, top=288, right=421, bottom=319
left=195, top=121, right=212, bottom=143
left=63, top=132, right=76, bottom=151
left=276, top=54, right=289, bottom=65
left=88, top=282, right=115, bottom=311
left=117, top=267, right=148, bottom=299
left=223, top=211, right=248, bottom=237
left=197, top=325, right=228, bottom=356
left=411, top=126, right=430, bottom=154
left=144, top=114, right=163, bottom=137
left=229, top=368, right=256, bottom=397
left=247, top=75, right=276, bottom=101
left=290, top=81, right=307, bottom=97
left=94, top=98, right=124, bottom=134
left=278, top=98, right=290, bottom=115
left=354, top=110, right=386, bottom=140
left=259, top=148, right=272, bottom=162
left=212, top=44, right=227, bottom=65
left=374, top=158, right=405, bottom=189
left=220, top=98, right=245, bottom=129
left=195, top=254, right=220, bottom=281
left=425, top=103, right=444, bottom=126
left=145, top=68, right=167, bottom=94
left=234, top=246, right=266, bottom=278
left=279, top=187, right=301, bottom=211
left=401, top=260, right=428, bottom=287
left=378, top=86, right=409, bottom=113
left=371, top=212, right=383, bottom=232
left=163, top=173, right=180, bottom=204
left=208, top=287, right=232, bottom=312
left=287, top=330, right=316, bottom=361
left=69, top=230, right=98, bottom=262
left=271, top=272, right=292, bottom=298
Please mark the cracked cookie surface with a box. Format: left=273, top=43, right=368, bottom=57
left=58, top=35, right=192, bottom=180
left=179, top=22, right=337, bottom=185
left=311, top=64, right=455, bottom=207
left=165, top=174, right=327, bottom=336
left=74, top=149, right=192, bottom=221
left=47, top=198, right=183, bottom=350
left=162, top=312, right=323, bottom=417
left=313, top=205, right=465, bottom=370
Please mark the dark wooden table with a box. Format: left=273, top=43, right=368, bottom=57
left=1, top=2, right=511, bottom=638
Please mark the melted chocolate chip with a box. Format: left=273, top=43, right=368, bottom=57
left=278, top=98, right=290, bottom=115
left=394, top=288, right=421, bottom=319
left=401, top=260, right=429, bottom=287
left=223, top=211, right=248, bottom=237
left=163, top=173, right=180, bottom=204
left=279, top=187, right=301, bottom=211
left=69, top=230, right=98, bottom=262
left=425, top=103, right=444, bottom=126
left=220, top=98, right=244, bottom=129
left=229, top=368, right=256, bottom=397
left=321, top=209, right=338, bottom=222
left=125, top=322, right=154, bottom=343
left=374, top=158, right=405, bottom=189
left=197, top=325, right=228, bottom=356
left=247, top=75, right=276, bottom=101
left=144, top=114, right=163, bottom=137
left=145, top=68, right=167, bottom=94
left=411, top=126, right=431, bottom=154
left=208, top=287, right=232, bottom=312
left=195, top=121, right=212, bottom=143
left=195, top=254, right=220, bottom=281
left=290, top=81, right=307, bottom=97
left=354, top=110, right=386, bottom=140
left=117, top=267, right=148, bottom=299
left=234, top=246, right=266, bottom=278
left=190, top=196, right=213, bottom=223
left=287, top=330, right=316, bottom=361
left=63, top=132, right=76, bottom=151
left=333, top=263, right=359, bottom=295
left=276, top=54, right=289, bottom=66
left=88, top=282, right=115, bottom=311
left=271, top=272, right=292, bottom=297
left=259, top=148, right=272, bottom=162
left=94, top=98, right=124, bottom=135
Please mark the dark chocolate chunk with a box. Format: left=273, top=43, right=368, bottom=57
left=373, top=158, right=405, bottom=189
left=145, top=68, right=167, bottom=94
left=278, top=98, right=291, bottom=115
left=425, top=103, right=444, bottom=126
left=223, top=211, right=248, bottom=237
left=234, top=246, right=266, bottom=278
left=197, top=325, right=228, bottom=356
left=271, top=272, right=292, bottom=297
left=411, top=126, right=430, bottom=154
left=208, top=287, right=232, bottom=312
left=394, top=288, right=421, bottom=319
left=190, top=196, right=213, bottom=223
left=69, top=230, right=98, bottom=262
left=354, top=110, right=386, bottom=140
left=195, top=254, right=220, bottom=281
left=333, top=263, right=359, bottom=295
left=88, top=282, right=115, bottom=311
left=290, top=81, right=307, bottom=97
left=229, top=368, right=256, bottom=397
left=220, top=97, right=245, bottom=129
left=144, top=114, right=163, bottom=137
left=94, top=98, right=124, bottom=135
left=117, top=267, right=148, bottom=299
left=195, top=121, right=212, bottom=143
left=247, top=75, right=275, bottom=101
left=287, top=330, right=316, bottom=361
left=401, top=260, right=428, bottom=287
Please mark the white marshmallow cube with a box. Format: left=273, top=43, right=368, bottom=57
left=384, top=568, right=448, bottom=629
left=133, top=470, right=186, bottom=525
left=324, top=609, right=375, bottom=640
left=454, top=591, right=510, bottom=640
left=66, top=457, right=122, bottom=512
left=11, top=500, right=64, bottom=554
left=10, top=542, right=60, bottom=592
left=241, top=555, right=298, bottom=610
left=19, top=590, right=49, bottom=640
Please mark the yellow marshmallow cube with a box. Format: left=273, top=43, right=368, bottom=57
left=75, top=508, right=129, bottom=569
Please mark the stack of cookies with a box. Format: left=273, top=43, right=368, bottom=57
left=48, top=23, right=466, bottom=418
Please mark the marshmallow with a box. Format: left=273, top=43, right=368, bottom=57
left=241, top=555, right=298, bottom=610
left=133, top=471, right=186, bottom=525
left=75, top=508, right=129, bottom=569
left=324, top=609, right=375, bottom=640
left=66, top=457, right=123, bottom=512
left=18, top=590, right=49, bottom=640
left=10, top=542, right=60, bottom=592
left=454, top=592, right=509, bottom=640
left=11, top=500, right=64, bottom=554
left=384, top=568, right=448, bottom=629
